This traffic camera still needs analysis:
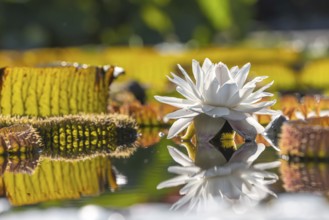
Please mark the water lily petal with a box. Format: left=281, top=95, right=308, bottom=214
left=201, top=104, right=216, bottom=112
left=203, top=106, right=230, bottom=118
left=179, top=180, right=202, bottom=195
left=202, top=60, right=216, bottom=94
left=167, top=73, right=187, bottom=87
left=168, top=166, right=201, bottom=175
left=167, top=145, right=193, bottom=166
left=239, top=88, right=253, bottom=102
left=205, top=165, right=232, bottom=177
left=154, top=96, right=195, bottom=108
left=167, top=117, right=193, bottom=138
left=249, top=181, right=277, bottom=198
left=217, top=177, right=242, bottom=200
left=241, top=181, right=269, bottom=200
left=243, top=81, right=274, bottom=103
left=230, top=142, right=265, bottom=165
left=215, top=81, right=239, bottom=106
left=164, top=109, right=199, bottom=121
left=195, top=142, right=228, bottom=168
left=157, top=175, right=190, bottom=189
left=255, top=108, right=279, bottom=115
left=168, top=73, right=200, bottom=100
left=178, top=64, right=201, bottom=99
left=206, top=180, right=223, bottom=198
left=230, top=66, right=239, bottom=75
left=230, top=176, right=247, bottom=199
left=189, top=185, right=204, bottom=210
left=243, top=93, right=274, bottom=105
left=252, top=170, right=279, bottom=181
left=202, top=58, right=213, bottom=73
left=173, top=181, right=203, bottom=210
left=225, top=90, right=243, bottom=107
left=215, top=62, right=233, bottom=86
left=176, top=86, right=199, bottom=101
left=254, top=80, right=274, bottom=94
left=194, top=114, right=226, bottom=143
left=203, top=76, right=221, bottom=105
left=203, top=65, right=217, bottom=93
left=228, top=116, right=265, bottom=140
left=234, top=63, right=250, bottom=89
left=192, top=59, right=204, bottom=91
left=234, top=100, right=276, bottom=113
left=239, top=76, right=268, bottom=100
left=244, top=76, right=268, bottom=87
left=189, top=103, right=215, bottom=113
left=223, top=109, right=248, bottom=120
left=253, top=161, right=281, bottom=170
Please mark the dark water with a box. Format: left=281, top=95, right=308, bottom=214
left=1, top=128, right=328, bottom=217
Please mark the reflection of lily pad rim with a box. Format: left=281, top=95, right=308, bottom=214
left=280, top=160, right=329, bottom=193
left=1, top=155, right=119, bottom=206
left=155, top=58, right=278, bottom=142
left=279, top=116, right=329, bottom=158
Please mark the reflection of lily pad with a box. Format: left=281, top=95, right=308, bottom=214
left=279, top=116, right=329, bottom=158
left=280, top=160, right=329, bottom=193
left=0, top=152, right=40, bottom=176
left=1, top=155, right=118, bottom=206
left=0, top=124, right=42, bottom=153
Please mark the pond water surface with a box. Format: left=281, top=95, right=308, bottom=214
left=0, top=128, right=328, bottom=219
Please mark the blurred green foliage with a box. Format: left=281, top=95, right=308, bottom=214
left=0, top=0, right=256, bottom=49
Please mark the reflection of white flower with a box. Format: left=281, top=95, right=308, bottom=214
left=155, top=59, right=278, bottom=141
left=157, top=142, right=279, bottom=211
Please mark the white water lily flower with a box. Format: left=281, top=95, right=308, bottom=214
left=157, top=142, right=280, bottom=211
left=155, top=58, right=278, bottom=142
